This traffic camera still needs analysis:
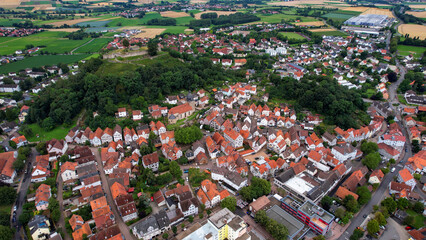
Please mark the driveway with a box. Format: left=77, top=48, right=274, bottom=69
left=91, top=148, right=136, bottom=240
left=379, top=218, right=409, bottom=240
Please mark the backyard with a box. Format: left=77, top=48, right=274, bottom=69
left=25, top=122, right=76, bottom=142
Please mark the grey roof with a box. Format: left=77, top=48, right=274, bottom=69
left=276, top=168, right=295, bottom=183
left=133, top=215, right=159, bottom=234
left=28, top=215, right=49, bottom=234
left=266, top=205, right=304, bottom=238
left=155, top=210, right=171, bottom=230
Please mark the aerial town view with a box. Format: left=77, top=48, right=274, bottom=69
left=0, top=0, right=424, bottom=239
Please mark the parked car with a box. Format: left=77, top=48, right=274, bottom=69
left=405, top=226, right=412, bottom=230
left=391, top=167, right=396, bottom=173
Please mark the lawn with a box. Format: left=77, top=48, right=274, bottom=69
left=397, top=45, right=426, bottom=58
left=25, top=122, right=76, bottom=142
left=312, top=31, right=348, bottom=37
left=406, top=209, right=426, bottom=229
left=0, top=204, right=12, bottom=214
left=0, top=54, right=90, bottom=74
left=279, top=32, right=306, bottom=40
left=73, top=38, right=112, bottom=53
left=175, top=16, right=194, bottom=25
left=0, top=31, right=90, bottom=55
left=256, top=14, right=317, bottom=23
left=96, top=61, right=139, bottom=75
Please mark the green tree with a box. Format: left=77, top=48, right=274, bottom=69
left=0, top=187, right=17, bottom=205
left=172, top=226, right=177, bottom=234
left=240, top=177, right=271, bottom=202
left=0, top=225, right=14, bottom=240
left=381, top=197, right=397, bottom=214
left=367, top=219, right=379, bottom=235
left=0, top=212, right=10, bottom=226
left=350, top=228, right=364, bottom=240
left=356, top=186, right=372, bottom=205
left=169, top=161, right=182, bottom=179
left=123, top=39, right=129, bottom=48
left=51, top=208, right=61, bottom=223
left=374, top=212, right=386, bottom=226
left=314, top=236, right=326, bottom=240
left=397, top=198, right=410, bottom=210
left=403, top=215, right=414, bottom=226
left=188, top=215, right=194, bottom=223
left=360, top=141, right=378, bottom=155
left=321, top=195, right=333, bottom=211
left=8, top=141, right=17, bottom=149
left=335, top=208, right=345, bottom=219
left=148, top=40, right=158, bottom=56
left=162, top=233, right=168, bottom=239
left=175, top=126, right=203, bottom=144
left=362, top=152, right=381, bottom=170
left=220, top=196, right=237, bottom=212
left=413, top=201, right=424, bottom=214
left=343, top=195, right=359, bottom=213
left=18, top=212, right=31, bottom=225
left=41, top=117, right=55, bottom=131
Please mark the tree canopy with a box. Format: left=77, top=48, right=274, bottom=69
left=367, top=219, right=379, bottom=236
left=175, top=125, right=203, bottom=144
left=362, top=152, right=381, bottom=170
left=221, top=196, right=237, bottom=212
left=255, top=210, right=288, bottom=240
left=240, top=177, right=271, bottom=202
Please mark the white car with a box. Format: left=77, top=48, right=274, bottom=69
left=391, top=167, right=395, bottom=173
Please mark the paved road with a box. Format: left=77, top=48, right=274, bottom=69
left=13, top=148, right=38, bottom=240
left=57, top=177, right=71, bottom=240
left=91, top=147, right=136, bottom=240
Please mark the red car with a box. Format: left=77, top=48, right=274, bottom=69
left=405, top=226, right=412, bottom=230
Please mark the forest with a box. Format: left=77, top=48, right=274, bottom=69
left=269, top=74, right=368, bottom=129
left=26, top=55, right=238, bottom=128
left=189, top=13, right=260, bottom=28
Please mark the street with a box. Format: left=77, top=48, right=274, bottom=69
left=91, top=147, right=136, bottom=240
left=13, top=147, right=38, bottom=240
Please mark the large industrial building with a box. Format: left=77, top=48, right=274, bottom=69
left=344, top=14, right=392, bottom=28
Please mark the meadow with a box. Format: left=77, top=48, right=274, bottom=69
left=0, top=31, right=91, bottom=55
left=25, top=122, right=76, bottom=142
left=280, top=32, right=306, bottom=40
left=397, top=45, right=426, bottom=58
left=0, top=18, right=28, bottom=27
left=322, top=12, right=355, bottom=20
left=0, top=54, right=90, bottom=74
left=73, top=38, right=112, bottom=53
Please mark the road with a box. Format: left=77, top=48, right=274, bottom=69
left=57, top=177, right=71, bottom=240
left=13, top=148, right=38, bottom=240
left=91, top=147, right=136, bottom=240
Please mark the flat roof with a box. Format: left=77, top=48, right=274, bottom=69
left=266, top=205, right=304, bottom=238
left=180, top=221, right=218, bottom=240
left=299, top=200, right=334, bottom=224
left=284, top=175, right=315, bottom=196
left=208, top=208, right=235, bottom=229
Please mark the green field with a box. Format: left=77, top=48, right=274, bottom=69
left=26, top=122, right=76, bottom=142
left=21, top=1, right=53, bottom=5
left=257, top=14, right=317, bottom=23
left=73, top=38, right=112, bottom=53
left=312, top=31, right=348, bottom=37
left=107, top=13, right=164, bottom=27
left=0, top=18, right=28, bottom=27
left=322, top=13, right=355, bottom=20
left=280, top=32, right=306, bottom=40
left=0, top=54, right=90, bottom=74
left=175, top=16, right=194, bottom=25
left=397, top=45, right=426, bottom=58
left=0, top=31, right=90, bottom=55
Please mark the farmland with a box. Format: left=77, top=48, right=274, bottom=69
left=398, top=24, right=426, bottom=40
left=322, top=12, right=356, bottom=20
left=397, top=45, right=426, bottom=58
left=0, top=54, right=90, bottom=74
left=280, top=32, right=306, bottom=40
left=73, top=38, right=112, bottom=53
left=0, top=31, right=91, bottom=55
left=257, top=13, right=317, bottom=23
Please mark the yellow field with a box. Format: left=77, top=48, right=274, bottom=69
left=47, top=28, right=81, bottom=32
left=131, top=28, right=166, bottom=38
left=360, top=8, right=394, bottom=18
left=0, top=0, right=21, bottom=8
left=49, top=17, right=101, bottom=27
left=194, top=11, right=236, bottom=19
left=309, top=28, right=335, bottom=32
left=406, top=11, right=426, bottom=18
left=160, top=11, right=190, bottom=18
left=342, top=6, right=370, bottom=12
left=190, top=0, right=208, bottom=3
left=408, top=5, right=426, bottom=9
left=294, top=21, right=325, bottom=26
left=398, top=24, right=426, bottom=40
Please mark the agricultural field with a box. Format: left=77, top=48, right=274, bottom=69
left=360, top=8, right=394, bottom=18
left=280, top=32, right=306, bottom=40
left=0, top=18, right=28, bottom=27
left=174, top=16, right=194, bottom=25
left=160, top=11, right=189, bottom=18
left=267, top=0, right=350, bottom=8
left=146, top=25, right=187, bottom=34
left=342, top=6, right=370, bottom=12
left=312, top=30, right=348, bottom=36
left=406, top=11, right=426, bottom=19
left=73, top=38, right=112, bottom=53
left=0, top=31, right=91, bottom=55
left=309, top=28, right=335, bottom=32
left=322, top=12, right=357, bottom=20
left=397, top=45, right=426, bottom=58
left=294, top=21, right=325, bottom=26
left=131, top=28, right=166, bottom=38
left=46, top=17, right=101, bottom=27
left=398, top=24, right=426, bottom=40
left=0, top=54, right=90, bottom=74
left=257, top=13, right=317, bottom=23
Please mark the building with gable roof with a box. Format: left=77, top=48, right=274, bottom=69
left=35, top=184, right=51, bottom=211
